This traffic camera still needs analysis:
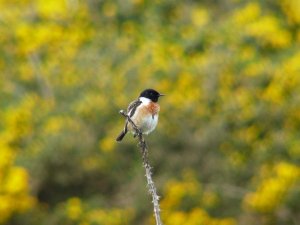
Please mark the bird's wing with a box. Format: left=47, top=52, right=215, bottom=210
left=127, top=99, right=142, bottom=118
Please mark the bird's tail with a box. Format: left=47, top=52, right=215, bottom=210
left=116, top=130, right=127, bottom=142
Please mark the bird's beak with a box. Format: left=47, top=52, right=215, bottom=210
left=159, top=93, right=165, bottom=97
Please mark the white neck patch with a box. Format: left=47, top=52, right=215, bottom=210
left=139, top=97, right=151, bottom=105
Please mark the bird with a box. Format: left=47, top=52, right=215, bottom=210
left=116, top=88, right=164, bottom=142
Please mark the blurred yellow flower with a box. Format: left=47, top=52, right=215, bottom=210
left=43, top=116, right=81, bottom=134
left=191, top=7, right=209, bottom=27
left=232, top=2, right=260, bottom=25
left=3, top=95, right=38, bottom=143
left=0, top=151, right=35, bottom=223
left=166, top=211, right=186, bottom=225
left=162, top=170, right=200, bottom=209
left=243, top=60, right=267, bottom=77
left=36, top=0, right=67, bottom=19
left=0, top=195, right=13, bottom=223
left=99, top=136, right=115, bottom=153
left=3, top=167, right=29, bottom=194
left=246, top=16, right=291, bottom=48
left=243, top=162, right=300, bottom=213
left=87, top=208, right=134, bottom=225
left=281, top=52, right=300, bottom=80
left=0, top=145, right=15, bottom=171
left=275, top=162, right=300, bottom=183
left=67, top=197, right=83, bottom=220
left=162, top=171, right=236, bottom=225
left=262, top=80, right=284, bottom=104
left=280, top=0, right=300, bottom=24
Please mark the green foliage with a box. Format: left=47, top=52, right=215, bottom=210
left=1, top=0, right=300, bottom=224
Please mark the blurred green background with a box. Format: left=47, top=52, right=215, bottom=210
left=1, top=0, right=300, bottom=224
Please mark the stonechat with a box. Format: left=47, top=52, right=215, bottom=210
left=116, top=89, right=164, bottom=142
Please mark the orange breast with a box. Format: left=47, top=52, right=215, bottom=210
left=148, top=102, right=160, bottom=115
left=134, top=102, right=160, bottom=122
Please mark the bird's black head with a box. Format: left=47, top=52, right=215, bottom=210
left=139, top=89, right=164, bottom=102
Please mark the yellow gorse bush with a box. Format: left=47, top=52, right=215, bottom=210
left=244, top=162, right=300, bottom=213
left=0, top=143, right=35, bottom=223
left=65, top=197, right=134, bottom=225
left=280, top=0, right=300, bottom=24
left=161, top=171, right=236, bottom=225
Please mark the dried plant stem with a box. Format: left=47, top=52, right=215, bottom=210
left=119, top=110, right=163, bottom=225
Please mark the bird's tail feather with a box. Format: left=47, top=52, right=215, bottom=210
left=116, top=130, right=127, bottom=142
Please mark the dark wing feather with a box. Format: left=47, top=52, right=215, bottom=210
left=127, top=99, right=142, bottom=117
left=117, top=99, right=142, bottom=141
